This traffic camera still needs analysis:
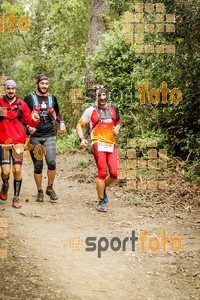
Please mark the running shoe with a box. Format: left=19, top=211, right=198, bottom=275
left=46, top=187, right=58, bottom=201
left=12, top=196, right=21, bottom=208
left=36, top=190, right=44, bottom=202
left=0, top=183, right=9, bottom=201
left=97, top=200, right=107, bottom=212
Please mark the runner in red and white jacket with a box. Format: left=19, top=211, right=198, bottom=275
left=0, top=79, right=40, bottom=208
left=76, top=88, right=121, bottom=212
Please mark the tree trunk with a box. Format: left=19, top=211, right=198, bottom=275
left=85, top=0, right=107, bottom=89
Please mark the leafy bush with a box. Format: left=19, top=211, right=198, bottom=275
left=56, top=129, right=79, bottom=153
left=90, top=0, right=200, bottom=181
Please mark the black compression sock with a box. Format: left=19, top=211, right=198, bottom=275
left=14, top=179, right=22, bottom=196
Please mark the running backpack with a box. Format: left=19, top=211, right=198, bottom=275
left=30, top=92, right=53, bottom=108
left=30, top=92, right=55, bottom=123
left=92, top=105, right=115, bottom=130
left=0, top=99, right=22, bottom=121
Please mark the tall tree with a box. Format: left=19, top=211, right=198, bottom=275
left=85, top=0, right=107, bottom=88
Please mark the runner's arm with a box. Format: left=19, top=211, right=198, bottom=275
left=21, top=101, right=40, bottom=128
left=76, top=107, right=93, bottom=147
left=112, top=105, right=121, bottom=135
left=76, top=122, right=88, bottom=147
left=53, top=96, right=66, bottom=134
left=113, top=124, right=120, bottom=135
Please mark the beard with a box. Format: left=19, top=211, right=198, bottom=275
left=38, top=86, right=48, bottom=94
left=6, top=94, right=15, bottom=100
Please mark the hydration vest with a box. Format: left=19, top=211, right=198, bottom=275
left=30, top=92, right=55, bottom=123
left=92, top=105, right=115, bottom=130
left=30, top=92, right=53, bottom=109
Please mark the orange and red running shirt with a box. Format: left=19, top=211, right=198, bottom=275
left=78, top=105, right=120, bottom=144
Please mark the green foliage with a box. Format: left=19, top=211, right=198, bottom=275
left=1, top=0, right=90, bottom=128
left=130, top=196, right=142, bottom=206
left=56, top=129, right=79, bottom=154
left=77, top=158, right=90, bottom=168
left=0, top=0, right=28, bottom=75
left=91, top=0, right=200, bottom=179
left=184, top=160, right=200, bottom=183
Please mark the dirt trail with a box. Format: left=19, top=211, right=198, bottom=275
left=0, top=151, right=199, bottom=300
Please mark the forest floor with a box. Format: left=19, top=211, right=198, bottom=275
left=0, top=150, right=200, bottom=300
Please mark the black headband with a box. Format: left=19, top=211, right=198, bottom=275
left=36, top=74, right=49, bottom=84
left=98, top=88, right=108, bottom=95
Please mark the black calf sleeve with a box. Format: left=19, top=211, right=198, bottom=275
left=3, top=178, right=9, bottom=185
left=14, top=179, right=22, bottom=196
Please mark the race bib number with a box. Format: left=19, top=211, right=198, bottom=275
left=98, top=141, right=114, bottom=153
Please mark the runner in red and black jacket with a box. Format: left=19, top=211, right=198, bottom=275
left=0, top=79, right=40, bottom=208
